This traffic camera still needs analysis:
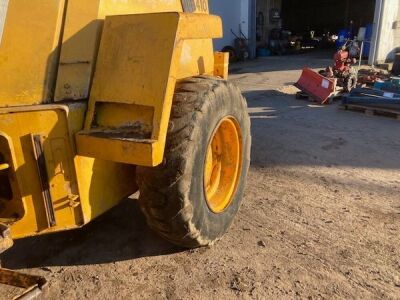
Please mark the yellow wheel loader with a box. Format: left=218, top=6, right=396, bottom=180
left=0, top=0, right=251, bottom=297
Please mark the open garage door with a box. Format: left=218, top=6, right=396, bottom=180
left=251, top=0, right=376, bottom=60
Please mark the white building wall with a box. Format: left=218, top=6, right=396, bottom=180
left=241, top=0, right=249, bottom=37
left=209, top=0, right=249, bottom=51
left=370, top=0, right=400, bottom=64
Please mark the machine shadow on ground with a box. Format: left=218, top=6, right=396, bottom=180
left=2, top=199, right=184, bottom=269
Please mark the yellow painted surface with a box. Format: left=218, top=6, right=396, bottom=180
left=76, top=13, right=222, bottom=166
left=77, top=134, right=155, bottom=167
left=0, top=0, right=216, bottom=105
left=0, top=0, right=229, bottom=238
left=53, top=0, right=104, bottom=101
left=64, top=103, right=138, bottom=224
left=204, top=117, right=242, bottom=213
left=0, top=105, right=136, bottom=239
left=55, top=0, right=210, bottom=101
left=214, top=52, right=230, bottom=80
left=0, top=106, right=83, bottom=237
left=74, top=156, right=136, bottom=224
left=0, top=0, right=66, bottom=106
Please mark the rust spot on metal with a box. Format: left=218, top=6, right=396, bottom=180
left=89, top=122, right=152, bottom=140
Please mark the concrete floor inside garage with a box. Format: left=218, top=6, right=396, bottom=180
left=2, top=51, right=400, bottom=299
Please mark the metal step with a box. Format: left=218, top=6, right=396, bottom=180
left=76, top=130, right=159, bottom=166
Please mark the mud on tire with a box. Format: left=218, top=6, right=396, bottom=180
left=136, top=76, right=251, bottom=248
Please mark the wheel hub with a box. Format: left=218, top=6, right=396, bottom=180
left=204, top=117, right=242, bottom=213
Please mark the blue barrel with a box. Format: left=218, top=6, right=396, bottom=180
left=363, top=24, right=373, bottom=57
left=336, top=29, right=350, bottom=48
left=257, top=48, right=270, bottom=57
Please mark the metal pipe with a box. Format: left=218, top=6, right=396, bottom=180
left=357, top=40, right=364, bottom=75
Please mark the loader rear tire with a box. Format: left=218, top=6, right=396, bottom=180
left=136, top=76, right=251, bottom=248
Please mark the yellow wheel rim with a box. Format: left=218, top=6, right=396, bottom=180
left=204, top=117, right=242, bottom=213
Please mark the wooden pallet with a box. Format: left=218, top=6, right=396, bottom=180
left=295, top=91, right=342, bottom=104
left=342, top=104, right=400, bottom=120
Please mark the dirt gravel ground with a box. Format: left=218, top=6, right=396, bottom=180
left=2, top=52, right=400, bottom=299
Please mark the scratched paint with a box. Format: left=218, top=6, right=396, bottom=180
left=180, top=42, right=193, bottom=65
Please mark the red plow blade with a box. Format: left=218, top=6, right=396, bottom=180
left=294, top=68, right=336, bottom=104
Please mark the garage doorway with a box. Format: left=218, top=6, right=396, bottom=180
left=254, top=0, right=376, bottom=59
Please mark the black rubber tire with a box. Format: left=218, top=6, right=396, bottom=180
left=344, top=75, right=357, bottom=93
left=136, top=76, right=251, bottom=248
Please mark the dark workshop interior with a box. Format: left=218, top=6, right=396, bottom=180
left=281, top=0, right=376, bottom=37
left=255, top=0, right=377, bottom=56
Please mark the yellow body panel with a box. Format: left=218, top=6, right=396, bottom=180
left=76, top=13, right=222, bottom=166
left=0, top=106, right=82, bottom=237
left=214, top=52, right=230, bottom=80
left=0, top=0, right=66, bottom=106
left=0, top=105, right=136, bottom=239
left=74, top=156, right=136, bottom=224
left=0, top=0, right=230, bottom=240
left=0, top=0, right=212, bottom=106
left=54, top=0, right=210, bottom=101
